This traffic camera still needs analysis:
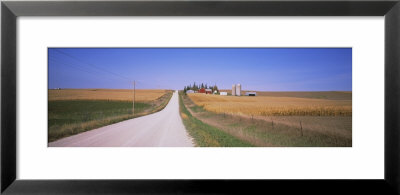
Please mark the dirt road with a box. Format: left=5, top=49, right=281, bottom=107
left=48, top=91, right=194, bottom=147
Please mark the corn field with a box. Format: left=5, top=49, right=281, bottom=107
left=49, top=89, right=168, bottom=101
left=188, top=93, right=352, bottom=116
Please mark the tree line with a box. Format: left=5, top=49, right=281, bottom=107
left=183, top=82, right=219, bottom=93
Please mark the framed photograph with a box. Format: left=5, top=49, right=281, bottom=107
left=2, top=0, right=399, bottom=194
left=46, top=47, right=352, bottom=148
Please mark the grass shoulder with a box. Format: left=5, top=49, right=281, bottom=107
left=179, top=92, right=253, bottom=147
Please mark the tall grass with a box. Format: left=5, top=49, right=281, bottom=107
left=179, top=92, right=253, bottom=147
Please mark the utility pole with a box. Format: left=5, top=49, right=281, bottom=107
left=133, top=80, right=135, bottom=115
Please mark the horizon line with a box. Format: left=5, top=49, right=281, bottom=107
left=48, top=88, right=352, bottom=92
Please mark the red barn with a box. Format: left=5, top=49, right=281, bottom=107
left=198, top=88, right=206, bottom=93
left=205, top=89, right=212, bottom=94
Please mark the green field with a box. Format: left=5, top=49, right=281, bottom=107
left=48, top=91, right=172, bottom=142
left=49, top=100, right=149, bottom=127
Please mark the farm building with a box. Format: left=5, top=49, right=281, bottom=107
left=186, top=90, right=195, bottom=94
left=198, top=88, right=206, bottom=93
left=245, top=91, right=257, bottom=96
left=220, top=92, right=228, bottom=96
left=232, top=84, right=242, bottom=96
left=236, top=84, right=241, bottom=96
left=205, top=89, right=212, bottom=94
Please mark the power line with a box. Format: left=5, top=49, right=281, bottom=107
left=49, top=50, right=167, bottom=89
left=49, top=57, right=131, bottom=84
left=52, top=49, right=132, bottom=82
left=49, top=54, right=106, bottom=75
left=49, top=57, right=101, bottom=76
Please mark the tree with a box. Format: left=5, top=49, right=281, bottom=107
left=201, top=83, right=204, bottom=89
left=212, top=85, right=219, bottom=93
left=192, top=82, right=198, bottom=91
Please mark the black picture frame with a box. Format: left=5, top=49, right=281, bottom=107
left=1, top=0, right=399, bottom=194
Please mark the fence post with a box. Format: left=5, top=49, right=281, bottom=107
left=300, top=121, right=303, bottom=136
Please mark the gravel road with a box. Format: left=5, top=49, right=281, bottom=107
left=48, top=91, right=194, bottom=147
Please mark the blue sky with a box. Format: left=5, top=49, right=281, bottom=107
left=48, top=48, right=352, bottom=91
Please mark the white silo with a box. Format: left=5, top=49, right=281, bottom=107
left=232, top=84, right=236, bottom=96
left=236, top=84, right=241, bottom=96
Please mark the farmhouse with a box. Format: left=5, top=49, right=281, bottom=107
left=245, top=91, right=257, bottom=96
left=183, top=83, right=220, bottom=95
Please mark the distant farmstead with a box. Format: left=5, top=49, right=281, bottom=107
left=185, top=82, right=256, bottom=96
left=183, top=83, right=220, bottom=95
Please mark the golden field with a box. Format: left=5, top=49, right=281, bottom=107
left=187, top=93, right=352, bottom=116
left=218, top=90, right=352, bottom=100
left=49, top=89, right=168, bottom=102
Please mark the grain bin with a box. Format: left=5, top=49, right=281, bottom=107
left=236, top=84, right=241, bottom=96
left=232, top=84, right=236, bottom=96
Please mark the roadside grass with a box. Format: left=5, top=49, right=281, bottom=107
left=181, top=92, right=351, bottom=147
left=210, top=113, right=351, bottom=147
left=48, top=91, right=173, bottom=142
left=178, top=92, right=253, bottom=147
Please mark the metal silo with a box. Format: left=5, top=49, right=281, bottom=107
left=236, top=84, right=241, bottom=96
left=232, top=84, right=236, bottom=96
